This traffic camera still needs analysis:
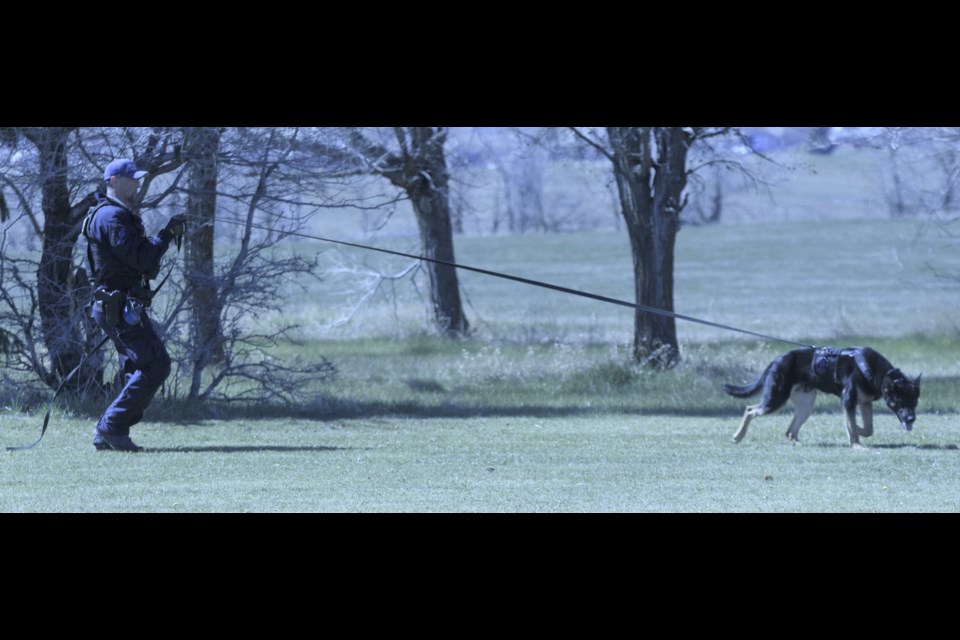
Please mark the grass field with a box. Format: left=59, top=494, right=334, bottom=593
left=1, top=215, right=958, bottom=512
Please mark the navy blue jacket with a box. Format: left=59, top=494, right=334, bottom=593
left=85, top=193, right=176, bottom=296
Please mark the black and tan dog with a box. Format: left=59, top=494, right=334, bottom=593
left=723, top=346, right=921, bottom=448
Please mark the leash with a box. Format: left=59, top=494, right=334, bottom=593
left=200, top=214, right=815, bottom=350
left=5, top=334, right=113, bottom=451
left=6, top=234, right=183, bottom=452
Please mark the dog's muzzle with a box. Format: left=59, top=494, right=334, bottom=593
left=899, top=409, right=916, bottom=431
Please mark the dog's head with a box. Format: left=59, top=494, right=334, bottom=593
left=882, top=370, right=921, bottom=431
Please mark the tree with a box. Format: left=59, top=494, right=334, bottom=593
left=18, top=127, right=97, bottom=386
left=159, top=126, right=338, bottom=402
left=0, top=127, right=184, bottom=397
left=834, top=127, right=960, bottom=217
left=485, top=139, right=548, bottom=234
left=183, top=126, right=225, bottom=390
left=348, top=127, right=469, bottom=337
left=887, top=128, right=960, bottom=216
left=0, top=127, right=338, bottom=408
left=0, top=127, right=183, bottom=406
left=572, top=127, right=731, bottom=367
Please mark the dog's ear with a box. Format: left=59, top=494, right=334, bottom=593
left=915, top=373, right=922, bottom=390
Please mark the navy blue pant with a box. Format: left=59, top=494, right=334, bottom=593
left=92, top=304, right=171, bottom=436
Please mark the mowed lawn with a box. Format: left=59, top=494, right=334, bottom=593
left=1, top=217, right=958, bottom=512
left=3, top=410, right=959, bottom=512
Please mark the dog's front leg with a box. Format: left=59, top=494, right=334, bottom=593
left=843, top=387, right=866, bottom=449
left=856, top=401, right=874, bottom=438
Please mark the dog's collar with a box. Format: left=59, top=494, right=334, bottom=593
left=877, top=367, right=898, bottom=397
left=850, top=347, right=896, bottom=397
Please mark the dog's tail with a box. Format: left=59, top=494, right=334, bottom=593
left=722, top=363, right=774, bottom=398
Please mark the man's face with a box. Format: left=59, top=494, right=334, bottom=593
left=112, top=175, right=140, bottom=203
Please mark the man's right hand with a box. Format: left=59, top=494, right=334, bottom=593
left=164, top=214, right=187, bottom=237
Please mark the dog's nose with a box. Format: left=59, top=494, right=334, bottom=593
left=900, top=410, right=915, bottom=430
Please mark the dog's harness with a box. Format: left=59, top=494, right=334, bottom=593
left=813, top=346, right=893, bottom=396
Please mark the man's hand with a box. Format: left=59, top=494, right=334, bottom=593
left=164, top=214, right=187, bottom=237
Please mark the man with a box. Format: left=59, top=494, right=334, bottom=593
left=84, top=158, right=186, bottom=452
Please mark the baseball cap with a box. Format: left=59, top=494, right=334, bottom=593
left=103, top=158, right=148, bottom=181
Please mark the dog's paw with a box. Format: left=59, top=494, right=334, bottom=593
left=851, top=442, right=868, bottom=450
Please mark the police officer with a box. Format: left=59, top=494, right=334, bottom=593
left=85, top=158, right=186, bottom=452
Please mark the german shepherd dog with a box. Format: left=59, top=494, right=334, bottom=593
left=723, top=347, right=921, bottom=448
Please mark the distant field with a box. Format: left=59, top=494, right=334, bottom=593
left=301, top=144, right=927, bottom=241
left=2, top=215, right=958, bottom=512
left=289, top=216, right=960, bottom=346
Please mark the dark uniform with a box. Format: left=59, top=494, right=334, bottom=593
left=85, top=182, right=181, bottom=451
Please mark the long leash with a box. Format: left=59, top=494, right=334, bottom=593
left=204, top=215, right=815, bottom=350
left=4, top=334, right=113, bottom=451
left=6, top=234, right=182, bottom=452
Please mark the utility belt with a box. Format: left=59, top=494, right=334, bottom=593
left=93, top=287, right=149, bottom=329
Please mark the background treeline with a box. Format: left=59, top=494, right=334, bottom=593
left=1, top=127, right=957, bottom=409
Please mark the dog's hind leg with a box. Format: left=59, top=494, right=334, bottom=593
left=856, top=401, right=874, bottom=438
left=785, top=388, right=816, bottom=445
left=732, top=404, right=762, bottom=443
left=732, top=368, right=792, bottom=444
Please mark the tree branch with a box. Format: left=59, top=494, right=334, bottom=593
left=0, top=174, right=42, bottom=237
left=569, top=127, right=614, bottom=163
left=320, top=259, right=420, bottom=331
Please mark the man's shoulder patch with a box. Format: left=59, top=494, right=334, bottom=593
left=109, top=223, right=130, bottom=248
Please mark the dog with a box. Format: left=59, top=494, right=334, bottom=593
left=723, top=346, right=921, bottom=448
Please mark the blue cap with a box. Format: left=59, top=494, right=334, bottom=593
left=103, top=158, right=148, bottom=181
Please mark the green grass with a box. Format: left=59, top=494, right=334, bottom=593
left=2, top=215, right=959, bottom=512
left=2, top=330, right=957, bottom=512
left=3, top=406, right=959, bottom=512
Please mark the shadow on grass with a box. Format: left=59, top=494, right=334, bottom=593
left=809, top=442, right=960, bottom=451
left=143, top=445, right=356, bottom=454
left=142, top=374, right=958, bottom=424
left=866, top=443, right=959, bottom=451
left=32, top=372, right=960, bottom=426
left=142, top=400, right=739, bottom=424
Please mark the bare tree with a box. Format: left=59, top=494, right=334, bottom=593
left=684, top=164, right=724, bottom=226
left=1, top=215, right=48, bottom=399
left=0, top=126, right=339, bottom=408
left=157, top=126, right=339, bottom=402
left=488, top=148, right=548, bottom=234
left=572, top=127, right=732, bottom=367
left=837, top=127, right=960, bottom=217
left=18, top=127, right=97, bottom=386
left=183, top=126, right=225, bottom=385
left=347, top=127, right=469, bottom=337
left=0, top=127, right=184, bottom=401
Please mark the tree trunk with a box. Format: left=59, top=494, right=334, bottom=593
left=347, top=127, right=469, bottom=337
left=390, top=128, right=469, bottom=337
left=409, top=178, right=469, bottom=336
left=607, top=127, right=692, bottom=367
left=26, top=127, right=91, bottom=386
left=184, top=127, right=224, bottom=398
